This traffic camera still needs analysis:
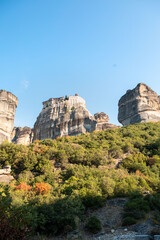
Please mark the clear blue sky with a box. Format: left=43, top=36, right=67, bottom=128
left=0, top=0, right=160, bottom=127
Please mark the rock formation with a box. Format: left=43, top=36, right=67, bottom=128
left=0, top=90, right=18, bottom=144
left=0, top=165, right=14, bottom=183
left=34, top=95, right=95, bottom=140
left=94, top=112, right=118, bottom=131
left=11, top=127, right=33, bottom=145
left=33, top=94, right=117, bottom=140
left=0, top=89, right=117, bottom=144
left=118, top=83, right=160, bottom=126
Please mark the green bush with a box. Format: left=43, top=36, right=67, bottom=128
left=82, top=194, right=104, bottom=209
left=36, top=197, right=84, bottom=235
left=0, top=186, right=37, bottom=239
left=123, top=194, right=150, bottom=224
left=86, top=216, right=102, bottom=234
left=122, top=216, right=136, bottom=226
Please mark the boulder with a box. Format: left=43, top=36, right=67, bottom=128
left=0, top=175, right=14, bottom=183
left=0, top=165, right=14, bottom=183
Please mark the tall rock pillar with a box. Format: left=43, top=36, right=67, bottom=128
left=0, top=90, right=18, bottom=144
left=118, top=83, right=160, bottom=125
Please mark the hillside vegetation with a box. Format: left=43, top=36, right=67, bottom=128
left=0, top=122, right=160, bottom=239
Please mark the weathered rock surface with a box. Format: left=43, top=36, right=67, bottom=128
left=118, top=83, right=160, bottom=126
left=34, top=95, right=95, bottom=140
left=34, top=94, right=117, bottom=140
left=11, top=127, right=33, bottom=145
left=0, top=165, right=14, bottom=183
left=95, top=112, right=118, bottom=131
left=94, top=112, right=109, bottom=122
left=0, top=90, right=18, bottom=144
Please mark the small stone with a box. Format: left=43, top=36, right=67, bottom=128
left=124, top=228, right=128, bottom=232
left=111, top=229, right=115, bottom=233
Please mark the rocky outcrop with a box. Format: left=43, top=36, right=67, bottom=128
left=0, top=90, right=18, bottom=144
left=0, top=90, right=33, bottom=145
left=94, top=112, right=109, bottom=123
left=118, top=83, right=160, bottom=126
left=11, top=127, right=33, bottom=145
left=0, top=165, right=14, bottom=183
left=33, top=94, right=117, bottom=140
left=94, top=112, right=118, bottom=131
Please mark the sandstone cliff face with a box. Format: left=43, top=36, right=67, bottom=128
left=33, top=95, right=117, bottom=140
left=0, top=90, right=18, bottom=144
left=11, top=127, right=33, bottom=145
left=118, top=83, right=160, bottom=126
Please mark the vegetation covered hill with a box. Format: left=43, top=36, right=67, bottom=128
left=0, top=122, right=160, bottom=239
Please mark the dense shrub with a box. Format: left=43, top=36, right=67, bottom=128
left=0, top=186, right=37, bottom=239
left=122, top=216, right=136, bottom=226
left=36, top=197, right=84, bottom=235
left=123, top=193, right=160, bottom=225
left=86, top=216, right=102, bottom=234
left=34, top=182, right=51, bottom=195
left=0, top=122, right=160, bottom=235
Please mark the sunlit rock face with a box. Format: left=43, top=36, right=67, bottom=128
left=33, top=95, right=96, bottom=140
left=0, top=90, right=18, bottom=144
left=94, top=112, right=118, bottom=130
left=33, top=94, right=117, bottom=140
left=11, top=127, right=33, bottom=145
left=118, top=83, right=160, bottom=126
